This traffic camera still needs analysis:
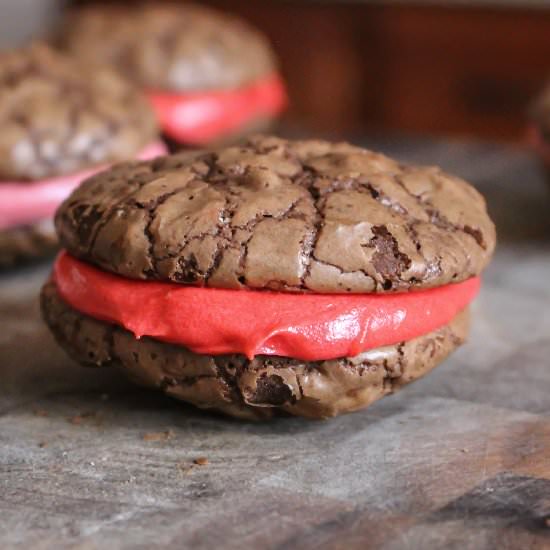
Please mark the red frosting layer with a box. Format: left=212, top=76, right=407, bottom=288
left=54, top=252, right=480, bottom=361
left=148, top=73, right=287, bottom=145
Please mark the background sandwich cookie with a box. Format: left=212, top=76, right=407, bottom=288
left=528, top=81, right=550, bottom=184
left=0, top=44, right=166, bottom=267
left=55, top=3, right=287, bottom=148
left=42, top=136, right=496, bottom=419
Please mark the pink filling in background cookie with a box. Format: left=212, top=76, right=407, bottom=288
left=0, top=141, right=167, bottom=230
left=54, top=251, right=480, bottom=361
left=148, top=73, right=287, bottom=145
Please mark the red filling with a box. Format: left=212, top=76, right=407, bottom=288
left=147, top=73, right=287, bottom=145
left=54, top=252, right=479, bottom=361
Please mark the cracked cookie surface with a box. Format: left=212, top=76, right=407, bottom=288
left=56, top=135, right=496, bottom=293
left=0, top=44, right=158, bottom=181
left=55, top=2, right=277, bottom=92
left=41, top=281, right=469, bottom=419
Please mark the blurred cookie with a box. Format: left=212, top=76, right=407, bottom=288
left=0, top=221, right=57, bottom=269
left=529, top=82, right=550, bottom=182
left=55, top=3, right=287, bottom=147
left=0, top=44, right=165, bottom=267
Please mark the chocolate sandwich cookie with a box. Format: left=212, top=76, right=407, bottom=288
left=42, top=136, right=496, bottom=419
left=0, top=44, right=166, bottom=267
left=529, top=82, right=550, bottom=183
left=55, top=3, right=287, bottom=149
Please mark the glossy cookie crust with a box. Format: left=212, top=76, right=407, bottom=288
left=56, top=136, right=496, bottom=293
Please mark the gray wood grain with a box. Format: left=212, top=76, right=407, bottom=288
left=1, top=138, right=550, bottom=549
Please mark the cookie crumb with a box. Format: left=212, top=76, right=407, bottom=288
left=68, top=411, right=97, bottom=425
left=194, top=457, right=208, bottom=466
left=33, top=409, right=48, bottom=417
left=461, top=448, right=469, bottom=453
left=143, top=430, right=174, bottom=442
left=38, top=441, right=48, bottom=448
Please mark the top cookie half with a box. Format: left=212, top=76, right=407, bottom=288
left=54, top=2, right=277, bottom=92
left=0, top=44, right=158, bottom=181
left=56, top=136, right=496, bottom=294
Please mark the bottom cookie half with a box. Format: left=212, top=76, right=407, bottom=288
left=0, top=221, right=58, bottom=269
left=41, top=281, right=469, bottom=420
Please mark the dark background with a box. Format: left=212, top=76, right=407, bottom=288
left=3, top=0, right=550, bottom=142
left=203, top=1, right=550, bottom=142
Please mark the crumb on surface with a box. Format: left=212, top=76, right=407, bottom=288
left=67, top=411, right=97, bottom=426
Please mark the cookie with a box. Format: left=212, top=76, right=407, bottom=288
left=530, top=82, right=550, bottom=138
left=0, top=44, right=165, bottom=266
left=0, top=222, right=57, bottom=269
left=55, top=3, right=287, bottom=146
left=42, top=136, right=495, bottom=419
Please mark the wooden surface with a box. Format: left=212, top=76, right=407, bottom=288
left=2, top=138, right=550, bottom=549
